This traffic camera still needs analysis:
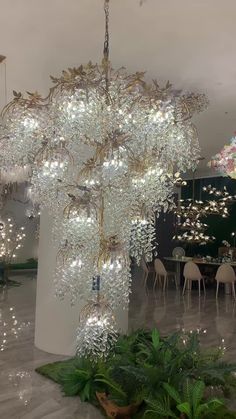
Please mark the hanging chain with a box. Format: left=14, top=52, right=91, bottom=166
left=103, top=0, right=110, bottom=102
left=103, top=0, right=110, bottom=62
left=192, top=168, right=196, bottom=201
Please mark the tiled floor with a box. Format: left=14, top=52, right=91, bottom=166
left=130, top=274, right=236, bottom=361
left=0, top=272, right=236, bottom=418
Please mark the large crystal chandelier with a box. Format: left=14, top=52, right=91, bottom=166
left=0, top=0, right=207, bottom=357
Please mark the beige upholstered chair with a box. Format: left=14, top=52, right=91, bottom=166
left=215, top=263, right=236, bottom=299
left=183, top=261, right=206, bottom=297
left=154, top=258, right=178, bottom=291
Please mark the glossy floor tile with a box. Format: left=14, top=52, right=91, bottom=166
left=0, top=272, right=236, bottom=418
left=130, top=274, right=236, bottom=361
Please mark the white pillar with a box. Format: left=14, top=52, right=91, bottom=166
left=34, top=211, right=128, bottom=356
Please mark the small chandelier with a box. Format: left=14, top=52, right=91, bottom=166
left=174, top=230, right=215, bottom=245
left=203, top=184, right=236, bottom=218
left=173, top=204, right=215, bottom=245
left=173, top=168, right=213, bottom=245
left=174, top=181, right=235, bottom=245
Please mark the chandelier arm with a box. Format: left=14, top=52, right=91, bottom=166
left=192, top=169, right=196, bottom=201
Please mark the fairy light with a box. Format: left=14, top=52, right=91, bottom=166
left=0, top=218, right=26, bottom=266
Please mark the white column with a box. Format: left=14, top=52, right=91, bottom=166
left=34, top=211, right=128, bottom=356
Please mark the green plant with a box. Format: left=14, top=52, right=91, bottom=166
left=163, top=380, right=222, bottom=419
left=36, top=358, right=76, bottom=383
left=144, top=395, right=177, bottom=418
left=36, top=328, right=236, bottom=418
left=95, top=364, right=128, bottom=405
left=37, top=357, right=103, bottom=402
left=203, top=405, right=236, bottom=418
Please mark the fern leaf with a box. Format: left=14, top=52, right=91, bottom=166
left=196, top=399, right=222, bottom=418
left=152, top=329, right=160, bottom=350
left=145, top=397, right=177, bottom=418
left=79, top=381, right=91, bottom=402
left=192, top=380, right=205, bottom=413
left=95, top=375, right=126, bottom=398
left=183, top=379, right=192, bottom=405
left=177, top=401, right=191, bottom=417
left=163, top=382, right=181, bottom=404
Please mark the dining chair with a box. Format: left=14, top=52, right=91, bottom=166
left=154, top=258, right=178, bottom=291
left=215, top=263, right=236, bottom=299
left=183, top=261, right=206, bottom=297
left=141, top=258, right=153, bottom=287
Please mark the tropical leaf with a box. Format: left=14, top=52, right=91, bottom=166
left=151, top=329, right=160, bottom=350
left=95, top=375, right=126, bottom=399
left=164, top=348, right=172, bottom=364
left=163, top=382, right=181, bottom=404
left=177, top=401, right=191, bottom=417
left=196, top=399, right=223, bottom=417
left=36, top=328, right=236, bottom=418
left=35, top=358, right=79, bottom=383
left=202, top=405, right=236, bottom=418
left=60, top=372, right=83, bottom=396
left=183, top=379, right=192, bottom=405
left=192, top=380, right=205, bottom=414
left=79, top=381, right=91, bottom=402
left=118, top=365, right=148, bottom=384
left=145, top=397, right=177, bottom=418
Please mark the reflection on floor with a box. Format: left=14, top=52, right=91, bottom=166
left=130, top=275, right=236, bottom=361
left=1, top=273, right=236, bottom=418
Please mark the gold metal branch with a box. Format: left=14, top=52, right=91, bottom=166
left=0, top=55, right=6, bottom=63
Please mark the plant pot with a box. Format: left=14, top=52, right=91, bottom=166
left=96, top=392, right=141, bottom=419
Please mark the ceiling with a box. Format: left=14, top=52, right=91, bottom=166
left=0, top=0, right=236, bottom=176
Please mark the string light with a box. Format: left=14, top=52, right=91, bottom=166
left=0, top=218, right=26, bottom=265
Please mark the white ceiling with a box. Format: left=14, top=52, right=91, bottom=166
left=1, top=0, right=236, bottom=176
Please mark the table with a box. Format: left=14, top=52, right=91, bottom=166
left=164, top=256, right=236, bottom=293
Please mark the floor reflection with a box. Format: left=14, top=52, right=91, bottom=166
left=130, top=272, right=236, bottom=361
left=8, top=370, right=32, bottom=406
left=0, top=290, right=31, bottom=352
left=0, top=273, right=236, bottom=418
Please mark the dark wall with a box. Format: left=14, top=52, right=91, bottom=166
left=156, top=193, right=178, bottom=258
left=156, top=210, right=176, bottom=257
